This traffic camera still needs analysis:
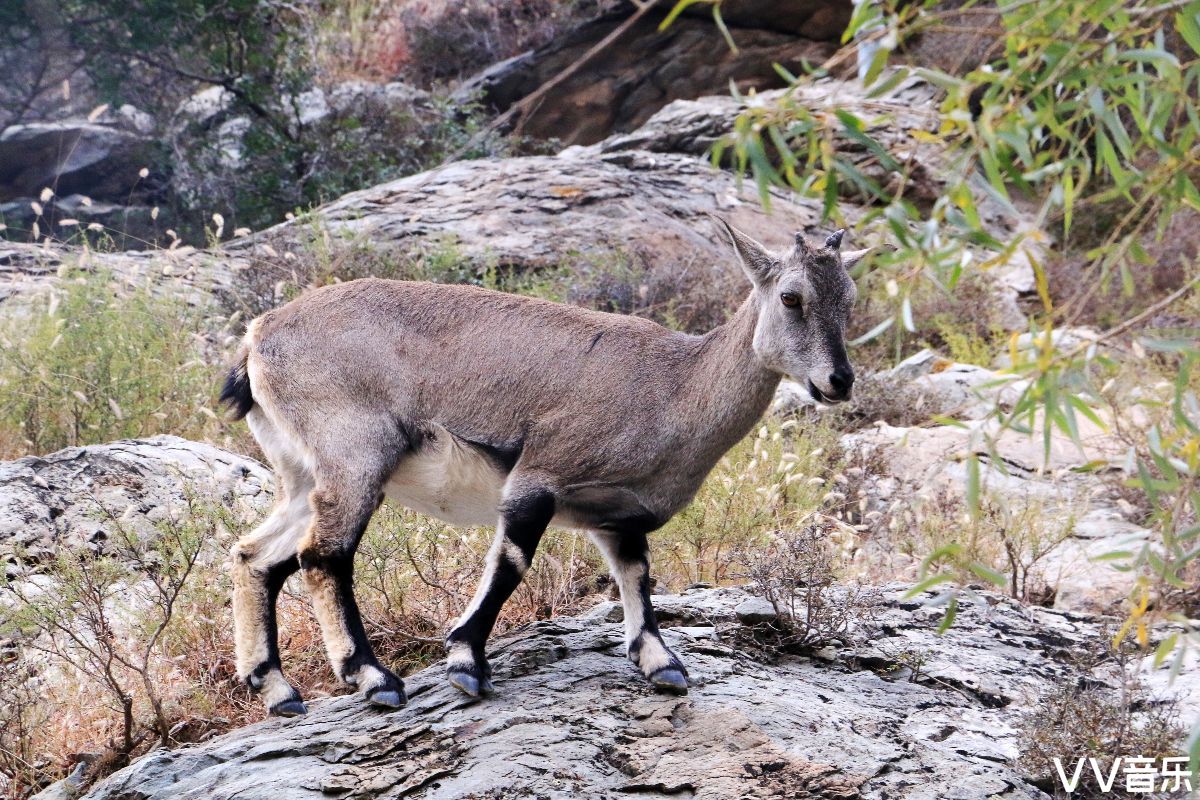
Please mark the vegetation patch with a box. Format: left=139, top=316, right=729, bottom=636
left=0, top=268, right=227, bottom=459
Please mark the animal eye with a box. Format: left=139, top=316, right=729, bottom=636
left=780, top=292, right=801, bottom=308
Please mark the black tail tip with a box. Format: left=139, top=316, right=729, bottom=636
left=219, top=366, right=254, bottom=421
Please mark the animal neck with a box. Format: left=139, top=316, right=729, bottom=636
left=679, top=293, right=781, bottom=455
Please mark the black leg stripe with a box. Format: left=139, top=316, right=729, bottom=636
left=444, top=488, right=554, bottom=675
left=259, top=556, right=300, bottom=671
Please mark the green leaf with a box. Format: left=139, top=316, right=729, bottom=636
left=910, top=67, right=968, bottom=92
left=822, top=166, right=839, bottom=220
left=903, top=573, right=956, bottom=598
left=849, top=317, right=894, bottom=346
left=1062, top=168, right=1074, bottom=238
left=1118, top=48, right=1180, bottom=69
left=1177, top=8, right=1200, bottom=57
left=965, top=452, right=981, bottom=519
left=659, top=0, right=712, bottom=32
left=1189, top=725, right=1200, bottom=785
left=937, top=595, right=959, bottom=634
left=1141, top=337, right=1200, bottom=353
left=1094, top=130, right=1127, bottom=185
left=866, top=67, right=910, bottom=99
left=834, top=110, right=902, bottom=174
left=1067, top=395, right=1106, bottom=429
left=1153, top=633, right=1179, bottom=668
left=842, top=0, right=883, bottom=44
left=1091, top=549, right=1135, bottom=562
left=711, top=4, right=738, bottom=54
left=863, top=43, right=892, bottom=87
left=772, top=62, right=799, bottom=85
left=968, top=561, right=1008, bottom=588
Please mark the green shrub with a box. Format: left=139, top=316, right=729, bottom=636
left=0, top=270, right=220, bottom=457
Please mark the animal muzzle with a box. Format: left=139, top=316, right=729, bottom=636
left=807, top=367, right=854, bottom=404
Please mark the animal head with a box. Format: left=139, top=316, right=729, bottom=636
left=717, top=218, right=870, bottom=403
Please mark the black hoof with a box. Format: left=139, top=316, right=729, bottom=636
left=448, top=668, right=495, bottom=698
left=649, top=667, right=689, bottom=695
left=269, top=698, right=308, bottom=717
left=449, top=670, right=481, bottom=697
left=366, top=687, right=407, bottom=709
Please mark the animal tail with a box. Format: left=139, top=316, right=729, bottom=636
left=219, top=344, right=255, bottom=420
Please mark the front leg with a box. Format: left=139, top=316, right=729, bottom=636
left=445, top=487, right=554, bottom=697
left=589, top=530, right=688, bottom=694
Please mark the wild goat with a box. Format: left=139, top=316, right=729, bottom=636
left=220, top=219, right=868, bottom=716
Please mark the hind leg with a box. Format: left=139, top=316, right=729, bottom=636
left=589, top=529, right=688, bottom=694
left=298, top=445, right=407, bottom=709
left=231, top=422, right=313, bottom=716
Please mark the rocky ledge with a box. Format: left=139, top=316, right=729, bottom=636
left=0, top=435, right=272, bottom=568
left=77, top=586, right=1188, bottom=800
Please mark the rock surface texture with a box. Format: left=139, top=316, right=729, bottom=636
left=0, top=114, right=159, bottom=204
left=0, top=435, right=272, bottom=569
left=244, top=148, right=836, bottom=277
left=460, top=4, right=843, bottom=145
left=78, top=586, right=1192, bottom=800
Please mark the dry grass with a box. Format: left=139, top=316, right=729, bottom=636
left=1020, top=638, right=1187, bottom=799
left=736, top=522, right=881, bottom=653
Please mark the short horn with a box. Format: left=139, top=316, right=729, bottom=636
left=793, top=231, right=809, bottom=249
left=825, top=229, right=845, bottom=249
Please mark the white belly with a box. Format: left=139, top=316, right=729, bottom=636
left=383, top=426, right=507, bottom=527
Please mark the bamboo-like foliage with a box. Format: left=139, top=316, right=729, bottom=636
left=672, top=0, right=1200, bottom=758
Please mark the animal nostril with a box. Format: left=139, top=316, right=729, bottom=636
left=829, top=369, right=854, bottom=395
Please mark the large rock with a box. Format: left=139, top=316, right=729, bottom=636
left=457, top=5, right=843, bottom=145
left=0, top=241, right=249, bottom=315
left=78, top=586, right=1195, bottom=800
left=0, top=435, right=272, bottom=569
left=0, top=108, right=169, bottom=248
left=0, top=117, right=161, bottom=204
left=168, top=80, right=434, bottom=191
left=243, top=148, right=837, bottom=278
left=842, top=409, right=1147, bottom=612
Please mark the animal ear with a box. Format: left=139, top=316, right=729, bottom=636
left=841, top=247, right=873, bottom=270
left=713, top=216, right=776, bottom=286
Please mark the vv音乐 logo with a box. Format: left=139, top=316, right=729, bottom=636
left=1053, top=756, right=1193, bottom=794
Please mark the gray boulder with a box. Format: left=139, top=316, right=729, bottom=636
left=244, top=148, right=835, bottom=280
left=78, top=586, right=1195, bottom=799
left=0, top=240, right=250, bottom=315
left=0, top=121, right=161, bottom=204
left=456, top=3, right=845, bottom=145
left=0, top=435, right=272, bottom=570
